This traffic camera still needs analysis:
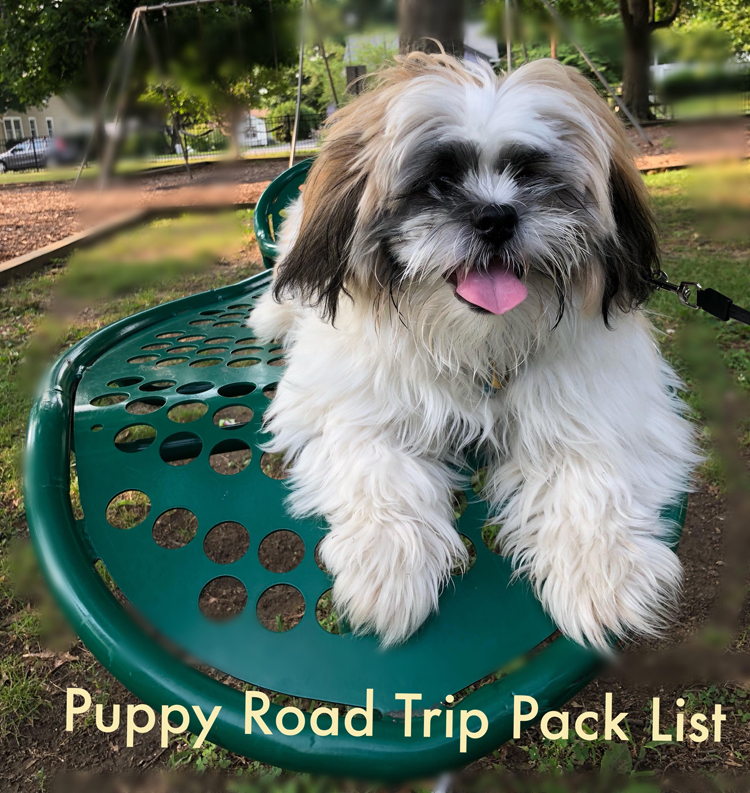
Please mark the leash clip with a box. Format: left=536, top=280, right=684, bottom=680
left=651, top=271, right=701, bottom=310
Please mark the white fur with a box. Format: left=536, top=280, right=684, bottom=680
left=250, top=59, right=699, bottom=651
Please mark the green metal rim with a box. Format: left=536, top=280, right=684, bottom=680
left=254, top=159, right=313, bottom=267
left=24, top=268, right=685, bottom=780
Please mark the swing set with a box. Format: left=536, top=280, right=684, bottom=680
left=75, top=0, right=335, bottom=187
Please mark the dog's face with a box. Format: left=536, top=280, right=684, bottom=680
left=275, top=55, right=658, bottom=359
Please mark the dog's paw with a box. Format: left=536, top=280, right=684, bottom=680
left=535, top=533, right=682, bottom=652
left=319, top=520, right=466, bottom=647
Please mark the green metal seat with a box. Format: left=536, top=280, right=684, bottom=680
left=25, top=160, right=687, bottom=781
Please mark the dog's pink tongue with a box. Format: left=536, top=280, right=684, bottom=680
left=455, top=262, right=528, bottom=315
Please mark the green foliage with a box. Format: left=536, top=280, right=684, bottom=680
left=267, top=100, right=320, bottom=142
left=0, top=0, right=134, bottom=112
left=169, top=734, right=233, bottom=771
left=658, top=65, right=750, bottom=101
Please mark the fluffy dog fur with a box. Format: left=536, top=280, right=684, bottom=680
left=250, top=53, right=699, bottom=651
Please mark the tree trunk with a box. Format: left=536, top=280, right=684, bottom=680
left=621, top=21, right=653, bottom=121
left=398, top=0, right=464, bottom=57
left=618, top=0, right=680, bottom=122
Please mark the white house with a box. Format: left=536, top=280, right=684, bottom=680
left=2, top=95, right=92, bottom=141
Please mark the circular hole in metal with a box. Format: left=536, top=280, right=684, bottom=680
left=156, top=331, right=183, bottom=339
left=316, top=590, right=341, bottom=634
left=114, top=424, right=156, bottom=453
left=213, top=322, right=240, bottom=328
left=227, top=357, right=260, bottom=368
left=190, top=358, right=222, bottom=368
left=152, top=508, right=198, bottom=549
left=453, top=490, right=468, bottom=519
left=256, top=585, right=305, bottom=632
left=209, top=439, right=252, bottom=475
left=451, top=535, right=477, bottom=575
left=481, top=522, right=503, bottom=556
left=231, top=346, right=262, bottom=355
left=258, top=530, right=304, bottom=574
left=154, top=356, right=189, bottom=368
left=189, top=319, right=214, bottom=326
left=128, top=355, right=159, bottom=364
left=218, top=382, right=256, bottom=399
left=269, top=345, right=284, bottom=353
left=205, top=336, right=233, bottom=344
left=167, top=401, right=208, bottom=423
left=263, top=383, right=278, bottom=399
left=160, top=432, right=203, bottom=466
left=267, top=357, right=286, bottom=367
left=107, top=376, right=143, bottom=388
left=314, top=539, right=328, bottom=574
left=235, top=337, right=257, bottom=345
left=260, top=451, right=289, bottom=480
left=166, top=345, right=197, bottom=354
left=178, top=334, right=205, bottom=343
left=199, top=577, right=247, bottom=622
left=139, top=380, right=175, bottom=392
left=125, top=397, right=166, bottom=415
left=176, top=381, right=213, bottom=395
left=228, top=303, right=252, bottom=309
left=471, top=467, right=488, bottom=496
left=219, top=312, right=244, bottom=319
left=91, top=424, right=103, bottom=432
left=197, top=346, right=228, bottom=356
left=203, top=522, right=250, bottom=565
left=91, top=393, right=128, bottom=407
left=106, top=490, right=151, bottom=529
left=142, top=343, right=171, bottom=351
left=213, top=405, right=253, bottom=429
left=200, top=310, right=223, bottom=316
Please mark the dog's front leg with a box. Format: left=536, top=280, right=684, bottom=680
left=485, top=316, right=697, bottom=651
left=286, top=430, right=468, bottom=646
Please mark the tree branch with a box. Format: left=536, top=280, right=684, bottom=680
left=618, top=0, right=634, bottom=31
left=649, top=0, right=680, bottom=29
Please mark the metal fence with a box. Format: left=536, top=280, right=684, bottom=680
left=650, top=90, right=750, bottom=121
left=0, top=135, right=50, bottom=174
left=0, top=112, right=325, bottom=176
left=118, top=112, right=325, bottom=166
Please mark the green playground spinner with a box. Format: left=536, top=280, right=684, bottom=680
left=24, top=158, right=687, bottom=780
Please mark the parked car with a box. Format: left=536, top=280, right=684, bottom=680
left=0, top=136, right=78, bottom=173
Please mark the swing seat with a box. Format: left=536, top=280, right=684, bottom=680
left=25, top=159, right=687, bottom=781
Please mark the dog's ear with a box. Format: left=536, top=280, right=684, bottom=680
left=600, top=153, right=660, bottom=327
left=273, top=151, right=367, bottom=324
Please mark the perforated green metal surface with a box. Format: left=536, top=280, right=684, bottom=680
left=24, top=160, right=688, bottom=780
left=71, top=270, right=562, bottom=713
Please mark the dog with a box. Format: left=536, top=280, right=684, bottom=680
left=250, top=53, right=698, bottom=651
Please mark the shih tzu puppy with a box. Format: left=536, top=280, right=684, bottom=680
left=251, top=53, right=698, bottom=650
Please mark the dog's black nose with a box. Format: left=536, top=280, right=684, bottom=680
left=473, top=204, right=518, bottom=244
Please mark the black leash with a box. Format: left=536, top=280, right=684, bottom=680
left=650, top=271, right=750, bottom=327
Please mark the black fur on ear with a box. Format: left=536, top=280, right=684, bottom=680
left=600, top=163, right=660, bottom=328
left=273, top=168, right=367, bottom=324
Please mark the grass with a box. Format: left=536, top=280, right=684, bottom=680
left=0, top=163, right=748, bottom=783
left=0, top=655, right=46, bottom=741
